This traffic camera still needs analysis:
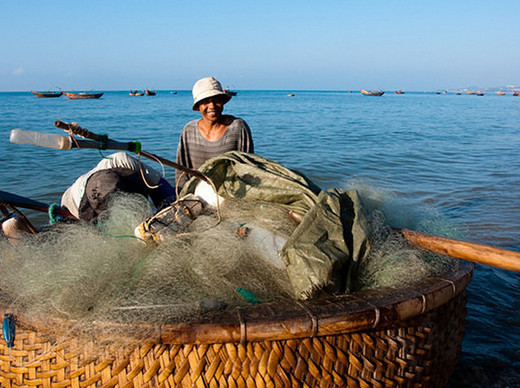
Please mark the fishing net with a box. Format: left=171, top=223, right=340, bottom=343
left=0, top=193, right=297, bottom=350
left=349, top=181, right=461, bottom=289
left=180, top=151, right=373, bottom=299
left=0, top=152, right=459, bottom=352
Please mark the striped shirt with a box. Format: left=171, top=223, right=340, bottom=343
left=175, top=116, right=254, bottom=188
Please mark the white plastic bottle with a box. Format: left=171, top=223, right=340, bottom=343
left=10, top=129, right=72, bottom=150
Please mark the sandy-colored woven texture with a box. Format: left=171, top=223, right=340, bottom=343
left=1, top=261, right=473, bottom=387
left=1, top=292, right=466, bottom=387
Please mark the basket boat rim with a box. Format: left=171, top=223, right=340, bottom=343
left=2, top=262, right=474, bottom=345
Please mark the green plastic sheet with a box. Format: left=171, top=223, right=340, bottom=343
left=181, top=151, right=371, bottom=300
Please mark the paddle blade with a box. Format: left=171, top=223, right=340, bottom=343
left=10, top=129, right=72, bottom=150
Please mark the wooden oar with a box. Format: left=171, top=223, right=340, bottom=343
left=0, top=190, right=74, bottom=218
left=400, top=228, right=520, bottom=272
left=11, top=124, right=211, bottom=184
left=53, top=120, right=210, bottom=183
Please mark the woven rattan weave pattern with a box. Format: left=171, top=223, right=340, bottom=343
left=0, top=263, right=473, bottom=387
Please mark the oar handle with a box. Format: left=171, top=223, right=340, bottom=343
left=54, top=120, right=210, bottom=183
left=138, top=150, right=209, bottom=182
left=400, top=228, right=520, bottom=272
left=55, top=120, right=106, bottom=143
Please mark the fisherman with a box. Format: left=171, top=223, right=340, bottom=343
left=175, top=77, right=254, bottom=189
left=61, top=152, right=175, bottom=222
left=2, top=152, right=175, bottom=243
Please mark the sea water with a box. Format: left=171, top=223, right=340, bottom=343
left=1, top=90, right=519, bottom=386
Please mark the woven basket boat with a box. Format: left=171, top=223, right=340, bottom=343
left=0, top=261, right=473, bottom=388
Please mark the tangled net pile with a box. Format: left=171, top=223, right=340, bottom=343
left=0, top=186, right=460, bottom=350
left=0, top=194, right=297, bottom=341
left=352, top=182, right=461, bottom=289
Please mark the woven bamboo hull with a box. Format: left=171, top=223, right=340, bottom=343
left=0, top=263, right=473, bottom=387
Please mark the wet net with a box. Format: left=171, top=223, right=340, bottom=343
left=0, top=152, right=460, bottom=352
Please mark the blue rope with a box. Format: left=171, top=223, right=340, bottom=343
left=2, top=313, right=15, bottom=348
left=48, top=203, right=60, bottom=224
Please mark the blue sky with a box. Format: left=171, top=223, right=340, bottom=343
left=1, top=1, right=519, bottom=91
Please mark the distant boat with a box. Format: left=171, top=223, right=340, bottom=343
left=130, top=90, right=144, bottom=96
left=63, top=91, right=104, bottom=99
left=287, top=93, right=295, bottom=97
left=467, top=91, right=476, bottom=95
left=513, top=92, right=519, bottom=96
left=455, top=92, right=462, bottom=95
left=496, top=92, right=506, bottom=96
left=31, top=91, right=62, bottom=98
left=395, top=90, right=405, bottom=94
left=476, top=92, right=484, bottom=96
left=361, top=89, right=384, bottom=96
left=225, top=89, right=238, bottom=96
left=145, top=89, right=156, bottom=96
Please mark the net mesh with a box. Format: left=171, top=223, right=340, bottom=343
left=0, top=194, right=296, bottom=344
left=348, top=181, right=460, bottom=289
left=0, top=184, right=460, bottom=350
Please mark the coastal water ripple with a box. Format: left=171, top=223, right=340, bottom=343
left=1, top=90, right=519, bottom=386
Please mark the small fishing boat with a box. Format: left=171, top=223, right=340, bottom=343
left=0, top=180, right=475, bottom=388
left=129, top=90, right=144, bottom=96
left=467, top=91, right=476, bottom=95
left=361, top=89, right=384, bottom=96
left=0, top=174, right=477, bottom=387
left=476, top=92, right=484, bottom=96
left=496, top=91, right=506, bottom=96
left=395, top=90, right=405, bottom=94
left=3, top=144, right=517, bottom=387
left=31, top=91, right=62, bottom=98
left=145, top=89, right=156, bottom=96
left=63, top=91, right=104, bottom=99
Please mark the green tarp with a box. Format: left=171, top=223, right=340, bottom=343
left=181, top=151, right=371, bottom=300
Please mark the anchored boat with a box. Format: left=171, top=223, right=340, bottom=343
left=31, top=91, right=62, bottom=98
left=63, top=91, right=104, bottom=99
left=361, top=89, right=384, bottom=96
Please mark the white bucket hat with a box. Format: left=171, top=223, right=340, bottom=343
left=192, top=77, right=231, bottom=110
